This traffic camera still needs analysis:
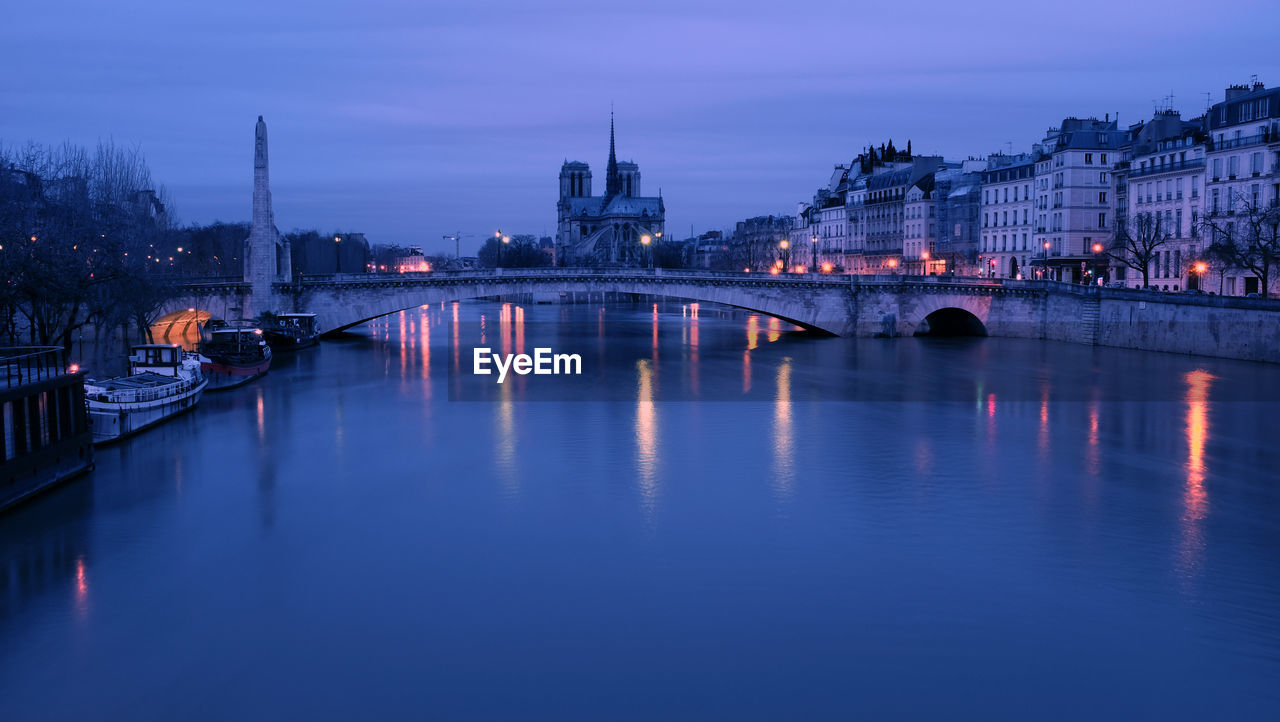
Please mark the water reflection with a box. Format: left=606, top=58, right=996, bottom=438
left=1179, top=369, right=1214, bottom=585
left=635, top=359, right=659, bottom=516
left=5, top=299, right=1280, bottom=720
left=771, top=357, right=794, bottom=502
left=73, top=556, right=89, bottom=620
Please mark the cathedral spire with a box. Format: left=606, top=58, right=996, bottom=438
left=605, top=110, right=621, bottom=196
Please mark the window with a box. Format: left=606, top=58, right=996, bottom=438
left=1099, top=171, right=1107, bottom=184
left=1253, top=152, right=1264, bottom=175
left=1192, top=176, right=1199, bottom=198
left=1176, top=178, right=1183, bottom=199
left=1213, top=158, right=1222, bottom=179
left=1229, top=155, right=1239, bottom=178
left=1100, top=153, right=1108, bottom=165
left=1099, top=191, right=1107, bottom=203
left=1098, top=212, right=1107, bottom=229
left=1085, top=153, right=1093, bottom=164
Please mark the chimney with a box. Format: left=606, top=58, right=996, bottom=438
left=1225, top=84, right=1250, bottom=101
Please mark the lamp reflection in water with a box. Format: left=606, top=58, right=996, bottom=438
left=1037, top=385, right=1050, bottom=455
left=1179, top=369, right=1213, bottom=585
left=495, top=380, right=518, bottom=497
left=635, top=359, right=659, bottom=517
left=399, top=311, right=408, bottom=379
left=689, top=304, right=699, bottom=396
left=767, top=316, right=782, bottom=343
left=743, top=315, right=759, bottom=394
left=771, top=357, right=794, bottom=502
left=73, top=556, right=89, bottom=620
left=420, top=310, right=430, bottom=397
left=1085, top=397, right=1101, bottom=478
left=255, top=387, right=266, bottom=444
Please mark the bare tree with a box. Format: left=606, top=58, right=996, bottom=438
left=1108, top=211, right=1172, bottom=289
left=0, top=139, right=175, bottom=354
left=1200, top=195, right=1280, bottom=298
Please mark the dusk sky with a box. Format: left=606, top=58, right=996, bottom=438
left=5, top=0, right=1279, bottom=255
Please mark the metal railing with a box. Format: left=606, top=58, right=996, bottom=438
left=1, top=347, right=67, bottom=389
left=1127, top=158, right=1205, bottom=180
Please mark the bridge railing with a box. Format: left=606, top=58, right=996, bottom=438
left=270, top=269, right=1280, bottom=310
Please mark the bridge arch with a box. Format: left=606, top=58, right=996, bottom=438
left=300, top=275, right=856, bottom=336
left=913, top=307, right=988, bottom=337
left=326, top=291, right=823, bottom=336
left=902, top=292, right=994, bottom=337
left=151, top=308, right=213, bottom=344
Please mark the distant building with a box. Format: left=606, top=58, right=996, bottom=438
left=865, top=156, right=945, bottom=272
left=934, top=161, right=984, bottom=275
left=979, top=153, right=1038, bottom=278
left=1116, top=109, right=1207, bottom=291
left=1204, top=81, right=1280, bottom=295
left=732, top=215, right=794, bottom=271
left=692, top=231, right=729, bottom=269
left=556, top=115, right=665, bottom=266
left=395, top=246, right=431, bottom=273
left=903, top=176, right=938, bottom=274
left=1031, top=117, right=1131, bottom=283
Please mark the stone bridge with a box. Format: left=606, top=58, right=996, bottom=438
left=157, top=269, right=1280, bottom=363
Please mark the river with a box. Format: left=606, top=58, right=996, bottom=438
left=2, top=299, right=1278, bottom=720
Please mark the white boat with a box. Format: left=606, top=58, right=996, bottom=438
left=85, top=344, right=208, bottom=444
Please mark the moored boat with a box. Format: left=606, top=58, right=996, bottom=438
left=201, top=327, right=272, bottom=390
left=262, top=313, right=319, bottom=351
left=85, top=344, right=208, bottom=445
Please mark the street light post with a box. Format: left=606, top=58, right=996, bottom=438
left=1091, top=242, right=1105, bottom=285
left=334, top=235, right=341, bottom=274
left=811, top=233, right=819, bottom=274
left=779, top=239, right=790, bottom=271
left=640, top=234, right=652, bottom=269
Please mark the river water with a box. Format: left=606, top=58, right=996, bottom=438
left=2, top=299, right=1279, bottom=720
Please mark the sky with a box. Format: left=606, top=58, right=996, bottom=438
left=4, top=0, right=1280, bottom=256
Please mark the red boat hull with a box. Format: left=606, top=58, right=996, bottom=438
left=201, top=356, right=272, bottom=390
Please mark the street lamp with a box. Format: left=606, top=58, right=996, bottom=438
left=640, top=234, right=652, bottom=269
left=921, top=250, right=930, bottom=275
left=1191, top=260, right=1209, bottom=290
left=334, top=235, right=341, bottom=273
left=779, top=239, right=790, bottom=270
left=811, top=234, right=819, bottom=273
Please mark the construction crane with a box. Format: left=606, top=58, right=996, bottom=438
left=442, top=232, right=466, bottom=260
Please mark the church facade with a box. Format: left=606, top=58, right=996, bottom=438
left=556, top=116, right=665, bottom=266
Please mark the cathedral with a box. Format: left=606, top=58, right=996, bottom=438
left=556, top=115, right=665, bottom=266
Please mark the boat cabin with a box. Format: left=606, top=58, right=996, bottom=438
left=276, top=313, right=318, bottom=334
left=127, top=344, right=184, bottom=377
left=209, top=328, right=264, bottom=347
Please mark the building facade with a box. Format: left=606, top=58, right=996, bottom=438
left=1032, top=117, right=1130, bottom=283
left=979, top=154, right=1037, bottom=278
left=556, top=116, right=665, bottom=267
left=1204, top=81, right=1280, bottom=296
left=1117, top=110, right=1208, bottom=291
